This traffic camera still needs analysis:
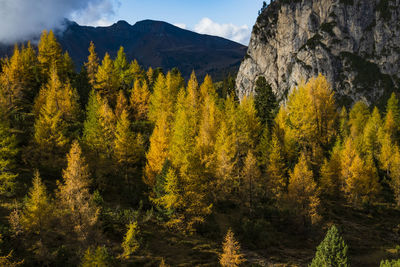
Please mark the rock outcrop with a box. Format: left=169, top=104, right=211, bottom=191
left=236, top=0, right=400, bottom=105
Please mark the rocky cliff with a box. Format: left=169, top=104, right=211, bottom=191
left=236, top=0, right=400, bottom=106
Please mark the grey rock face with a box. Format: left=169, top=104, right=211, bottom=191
left=236, top=0, right=400, bottom=106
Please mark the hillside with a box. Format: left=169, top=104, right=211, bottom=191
left=236, top=0, right=400, bottom=105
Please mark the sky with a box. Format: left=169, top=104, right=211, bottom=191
left=0, top=0, right=267, bottom=45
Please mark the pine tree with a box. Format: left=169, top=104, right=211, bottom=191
left=219, top=229, right=245, bottom=267
left=130, top=80, right=150, bottom=121
left=310, top=225, right=349, bottom=267
left=122, top=222, right=140, bottom=258
left=254, top=76, right=277, bottom=127
left=85, top=41, right=99, bottom=88
left=287, top=153, right=320, bottom=225
left=57, top=141, right=99, bottom=245
left=0, top=119, right=18, bottom=195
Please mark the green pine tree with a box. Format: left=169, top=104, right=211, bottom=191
left=310, top=225, right=349, bottom=267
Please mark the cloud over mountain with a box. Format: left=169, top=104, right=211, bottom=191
left=194, top=17, right=250, bottom=45
left=0, top=0, right=119, bottom=44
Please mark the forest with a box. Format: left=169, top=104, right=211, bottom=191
left=0, top=30, right=400, bottom=266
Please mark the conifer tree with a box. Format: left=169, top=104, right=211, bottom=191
left=266, top=132, right=287, bottom=201
left=37, top=30, right=63, bottom=78
left=386, top=92, right=400, bottom=128
left=310, top=225, right=349, bottom=267
left=21, top=171, right=54, bottom=261
left=85, top=41, right=99, bottom=87
left=0, top=43, right=40, bottom=130
left=349, top=101, right=370, bottom=138
left=33, top=67, right=80, bottom=173
left=95, top=53, right=117, bottom=105
left=254, top=76, right=277, bottom=127
left=128, top=59, right=144, bottom=84
left=57, top=141, right=99, bottom=246
left=114, top=109, right=144, bottom=189
left=241, top=150, right=261, bottom=209
left=344, top=154, right=380, bottom=205
left=320, top=142, right=342, bottom=198
left=380, top=259, right=400, bottom=267
left=122, top=222, right=140, bottom=258
left=287, top=153, right=320, bottom=225
left=130, top=80, right=150, bottom=121
left=362, top=107, right=382, bottom=158
left=21, top=170, right=52, bottom=234
left=389, top=149, right=400, bottom=206
left=114, top=46, right=130, bottom=90
left=81, top=246, right=113, bottom=267
left=0, top=119, right=18, bottom=195
left=144, top=113, right=170, bottom=187
left=115, top=90, right=129, bottom=119
left=219, top=229, right=245, bottom=267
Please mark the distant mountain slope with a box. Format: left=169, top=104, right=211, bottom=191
left=0, top=20, right=247, bottom=80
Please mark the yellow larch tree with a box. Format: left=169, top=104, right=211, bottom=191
left=85, top=41, right=99, bottom=88
left=57, top=141, right=99, bottom=246
left=130, top=80, right=150, bottom=121
left=287, top=153, right=320, bottom=225
left=219, top=229, right=245, bottom=267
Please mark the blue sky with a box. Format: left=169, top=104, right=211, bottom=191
left=74, top=0, right=267, bottom=45
left=0, top=0, right=268, bottom=45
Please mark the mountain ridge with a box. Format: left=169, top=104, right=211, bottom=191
left=0, top=19, right=247, bottom=80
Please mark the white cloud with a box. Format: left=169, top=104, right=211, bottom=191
left=173, top=23, right=187, bottom=29
left=194, top=17, right=250, bottom=45
left=0, top=0, right=120, bottom=44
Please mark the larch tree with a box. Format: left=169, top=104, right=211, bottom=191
left=37, top=30, right=63, bottom=79
left=386, top=92, right=400, bottom=128
left=241, top=150, right=261, bottom=210
left=114, top=109, right=144, bottom=190
left=287, top=153, right=320, bottom=225
left=344, top=154, right=380, bottom=206
left=219, top=229, right=245, bottom=267
left=320, top=142, right=342, bottom=198
left=57, top=141, right=99, bottom=246
left=85, top=41, right=99, bottom=88
left=130, top=80, right=150, bottom=121
left=310, top=225, right=349, bottom=267
left=121, top=221, right=140, bottom=258
left=144, top=113, right=170, bottom=187
left=21, top=170, right=54, bottom=262
left=266, top=131, right=287, bottom=201
left=0, top=119, right=18, bottom=196
left=115, top=90, right=129, bottom=119
left=348, top=101, right=370, bottom=139
left=362, top=107, right=382, bottom=158
left=95, top=53, right=118, bottom=105
left=389, top=149, right=400, bottom=206
left=113, top=46, right=130, bottom=91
